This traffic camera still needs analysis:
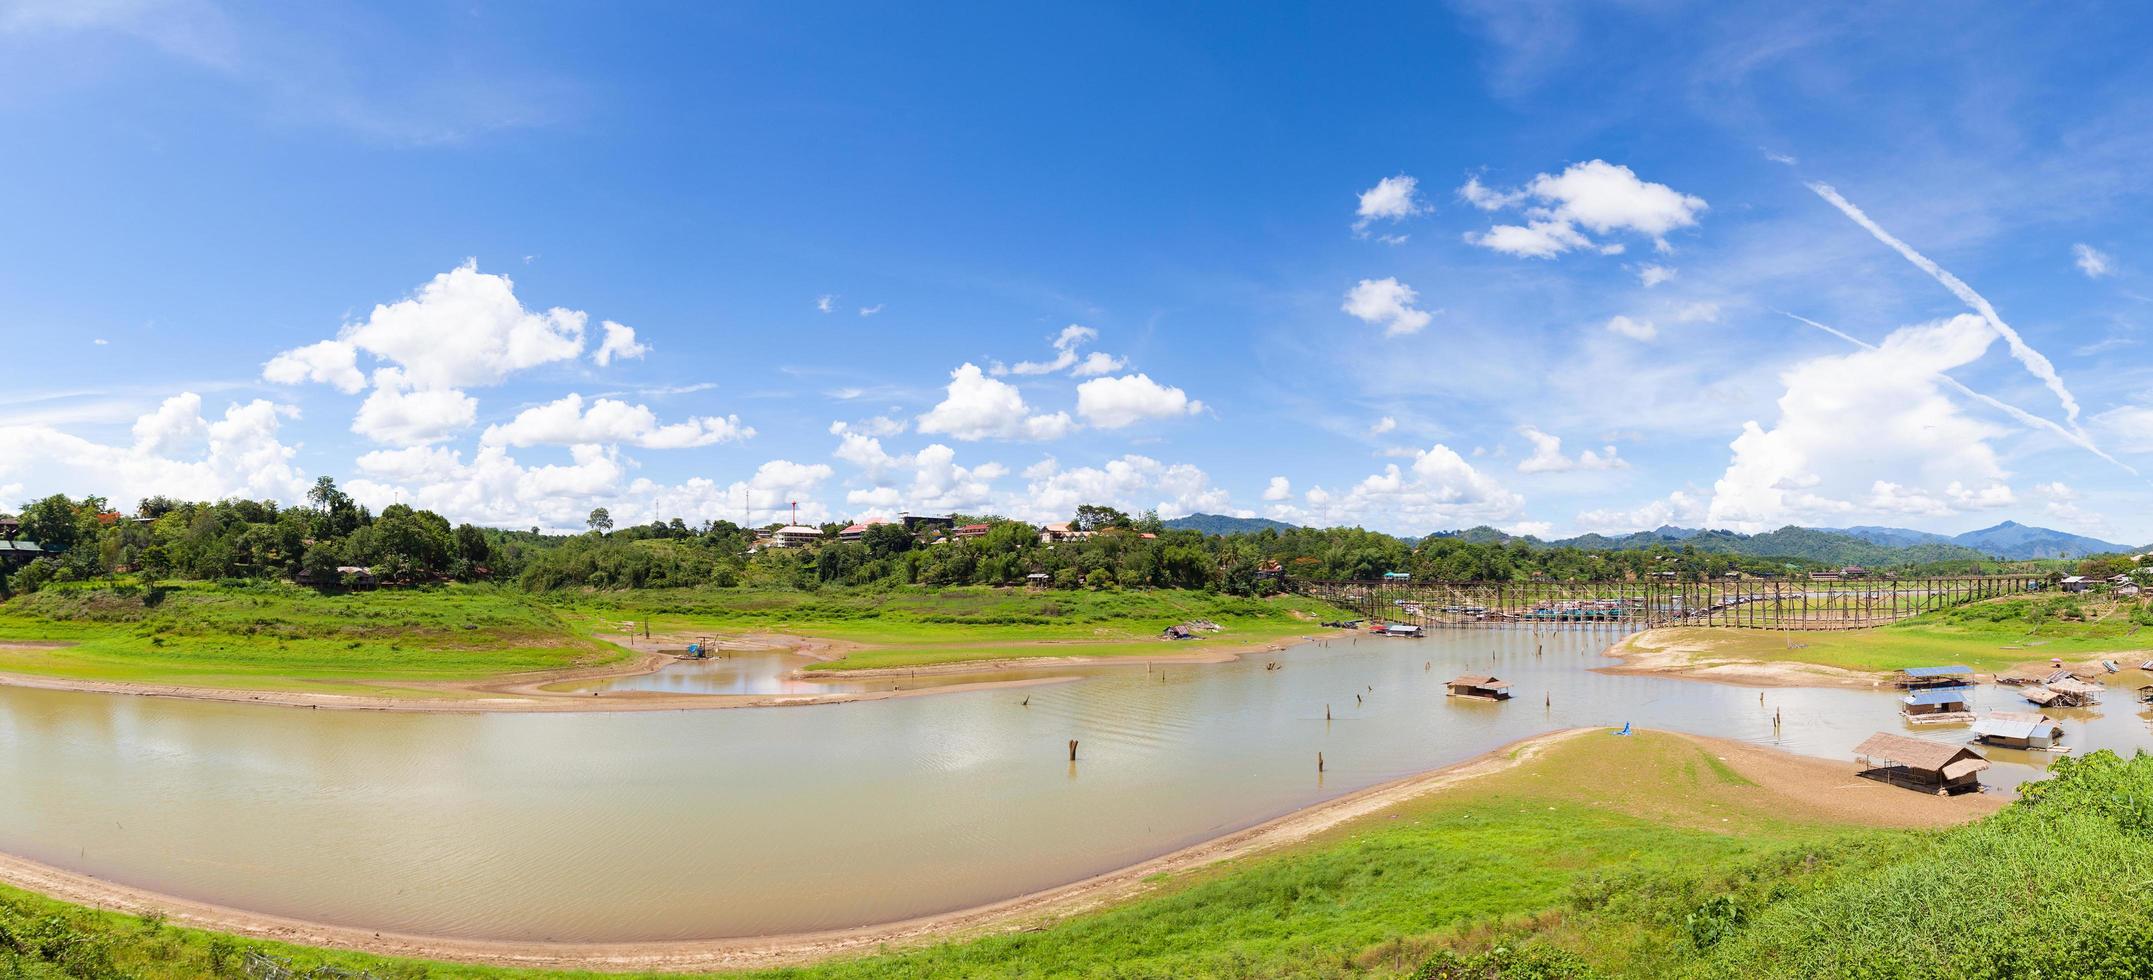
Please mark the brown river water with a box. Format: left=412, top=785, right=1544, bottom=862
left=1, top=629, right=2147, bottom=943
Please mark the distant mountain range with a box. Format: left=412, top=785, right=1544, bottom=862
left=1164, top=513, right=2142, bottom=562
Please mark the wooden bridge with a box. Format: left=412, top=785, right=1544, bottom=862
left=1288, top=575, right=2045, bottom=632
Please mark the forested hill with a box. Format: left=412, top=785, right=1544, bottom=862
left=1160, top=513, right=1299, bottom=536
left=1527, top=525, right=1996, bottom=566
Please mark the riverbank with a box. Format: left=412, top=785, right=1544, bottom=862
left=0, top=727, right=2004, bottom=977
left=1606, top=622, right=2153, bottom=688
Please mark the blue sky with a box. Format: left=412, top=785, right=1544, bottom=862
left=2, top=1, right=2149, bottom=541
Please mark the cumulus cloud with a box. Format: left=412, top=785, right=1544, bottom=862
left=1370, top=416, right=1397, bottom=435
left=1576, top=490, right=1706, bottom=533
left=1706, top=314, right=2015, bottom=530
left=590, top=321, right=649, bottom=366
left=1000, top=325, right=1124, bottom=377
left=349, top=445, right=835, bottom=532
left=917, top=363, right=1075, bottom=441
left=351, top=372, right=478, bottom=446
left=1462, top=160, right=1706, bottom=258
left=1341, top=277, right=1435, bottom=336
left=1354, top=175, right=1427, bottom=238
left=1074, top=373, right=1203, bottom=429
left=2073, top=244, right=2114, bottom=279
left=1263, top=476, right=1292, bottom=501
left=480, top=393, right=751, bottom=449
left=1639, top=264, right=1676, bottom=287
left=1605, top=315, right=1657, bottom=341
left=0, top=393, right=308, bottom=507
left=262, top=339, right=366, bottom=393
left=1015, top=455, right=1234, bottom=523
left=1271, top=444, right=1523, bottom=532
left=1516, top=425, right=1627, bottom=473
left=842, top=443, right=1006, bottom=517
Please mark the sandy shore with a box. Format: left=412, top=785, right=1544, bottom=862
left=1598, top=629, right=1887, bottom=689
left=0, top=728, right=1593, bottom=972
left=0, top=629, right=1332, bottom=714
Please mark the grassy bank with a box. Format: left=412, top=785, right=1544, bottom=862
left=0, top=730, right=2038, bottom=979
left=1640, top=594, right=2153, bottom=677
left=0, top=582, right=621, bottom=697
left=567, top=586, right=1351, bottom=671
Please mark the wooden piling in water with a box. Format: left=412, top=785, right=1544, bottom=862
left=1068, top=739, right=1078, bottom=761
left=1317, top=752, right=1325, bottom=773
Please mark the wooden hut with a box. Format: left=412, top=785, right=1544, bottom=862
left=1892, top=665, right=1974, bottom=690
left=2031, top=678, right=2102, bottom=707
left=1853, top=732, right=1989, bottom=795
left=2136, top=684, right=2153, bottom=705
left=1899, top=686, right=1974, bottom=725
left=1445, top=675, right=1512, bottom=701
left=1994, top=665, right=2050, bottom=687
left=1971, top=711, right=2065, bottom=751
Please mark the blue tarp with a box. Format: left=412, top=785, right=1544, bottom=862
left=1903, top=665, right=1974, bottom=677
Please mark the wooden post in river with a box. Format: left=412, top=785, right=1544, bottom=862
left=1068, top=739, right=1079, bottom=761
left=1317, top=752, right=1325, bottom=773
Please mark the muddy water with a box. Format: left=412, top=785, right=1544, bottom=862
left=0, top=630, right=2146, bottom=943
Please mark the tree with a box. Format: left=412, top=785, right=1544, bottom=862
left=307, top=476, right=347, bottom=511
left=587, top=508, right=613, bottom=534
left=1073, top=504, right=1132, bottom=533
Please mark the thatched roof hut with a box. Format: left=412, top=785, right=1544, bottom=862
left=1854, top=732, right=1989, bottom=795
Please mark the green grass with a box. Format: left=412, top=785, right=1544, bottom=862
left=1652, top=594, right=2153, bottom=675
left=0, top=581, right=622, bottom=696
left=565, top=586, right=1353, bottom=671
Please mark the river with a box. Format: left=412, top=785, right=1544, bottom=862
left=0, top=629, right=2145, bottom=943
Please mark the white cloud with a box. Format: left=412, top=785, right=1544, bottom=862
left=2093, top=405, right=2153, bottom=454
left=1074, top=373, right=1203, bottom=429
left=1672, top=301, right=1720, bottom=324
left=0, top=393, right=308, bottom=508
left=1015, top=455, right=1233, bottom=522
left=351, top=373, right=478, bottom=446
left=815, top=295, right=836, bottom=313
left=1605, top=315, right=1657, bottom=341
left=1272, top=444, right=1524, bottom=532
left=1354, top=175, right=1427, bottom=237
left=1000, top=324, right=1125, bottom=377
left=831, top=415, right=908, bottom=438
left=1457, top=176, right=1525, bottom=211
left=480, top=393, right=751, bottom=449
left=916, top=363, right=1074, bottom=442
left=1639, top=264, right=1676, bottom=287
left=1516, top=425, right=1627, bottom=473
left=1808, top=182, right=2086, bottom=432
left=858, top=304, right=884, bottom=317
left=1706, top=314, right=2012, bottom=531
left=843, top=443, right=1005, bottom=517
left=1576, top=491, right=1706, bottom=533
left=2073, top=243, right=2114, bottom=278
left=1370, top=416, right=1397, bottom=435
left=263, top=339, right=366, bottom=394
left=1341, top=277, right=1435, bottom=336
left=590, top=321, right=649, bottom=366
left=1463, top=160, right=1706, bottom=257
left=1263, top=476, right=1292, bottom=501
left=328, top=261, right=587, bottom=390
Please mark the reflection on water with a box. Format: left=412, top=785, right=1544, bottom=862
left=1, top=630, right=2147, bottom=943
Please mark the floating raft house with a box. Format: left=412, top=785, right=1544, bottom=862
left=1893, top=665, right=1975, bottom=690
left=1445, top=675, right=1512, bottom=701
left=1899, top=686, right=1975, bottom=725
left=1854, top=732, right=1989, bottom=796
left=1971, top=711, right=2065, bottom=751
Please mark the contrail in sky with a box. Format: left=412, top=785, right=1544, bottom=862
left=1806, top=181, right=2090, bottom=436
left=1778, top=311, right=2137, bottom=477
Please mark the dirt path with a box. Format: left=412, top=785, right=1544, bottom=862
left=1598, top=629, right=1887, bottom=689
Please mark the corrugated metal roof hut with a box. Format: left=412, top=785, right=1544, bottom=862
left=1445, top=675, right=1512, bottom=701
left=1899, top=686, right=1975, bottom=725
left=2043, top=678, right=2103, bottom=707
left=1893, top=665, right=1974, bottom=690
left=1994, top=665, right=2051, bottom=687
left=1971, top=711, right=2064, bottom=751
left=1853, top=732, right=1989, bottom=795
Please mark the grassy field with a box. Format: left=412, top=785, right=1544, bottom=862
left=0, top=583, right=1352, bottom=692
left=1649, top=594, right=2153, bottom=675
left=0, top=581, right=623, bottom=696
left=567, top=586, right=1353, bottom=671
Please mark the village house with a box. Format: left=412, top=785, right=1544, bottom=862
left=1038, top=521, right=1094, bottom=545
left=1892, top=665, right=1974, bottom=690
left=954, top=523, right=990, bottom=540
left=837, top=518, right=893, bottom=542
left=2060, top=575, right=2092, bottom=593
left=1853, top=732, right=1989, bottom=795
